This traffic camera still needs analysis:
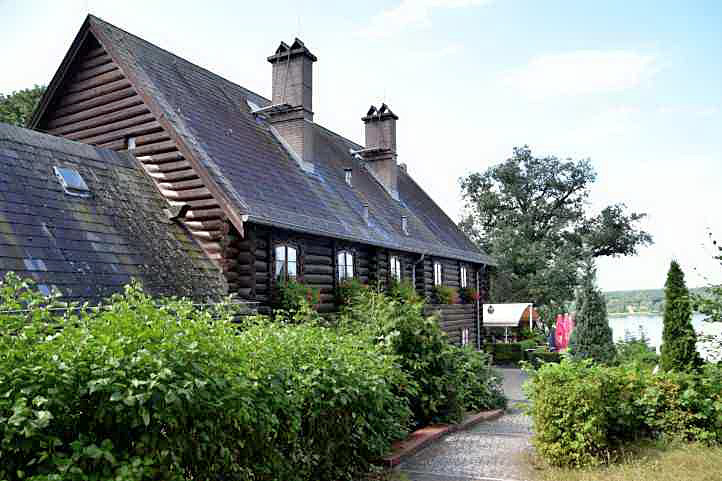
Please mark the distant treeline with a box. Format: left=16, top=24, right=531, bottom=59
left=604, top=287, right=708, bottom=315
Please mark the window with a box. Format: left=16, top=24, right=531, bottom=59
left=126, top=136, right=136, bottom=150
left=390, top=256, right=401, bottom=281
left=460, top=266, right=468, bottom=288
left=53, top=166, right=90, bottom=197
left=275, top=245, right=297, bottom=281
left=344, top=168, right=352, bottom=186
left=461, top=328, right=470, bottom=346
left=337, top=250, right=354, bottom=281
left=433, top=261, right=442, bottom=286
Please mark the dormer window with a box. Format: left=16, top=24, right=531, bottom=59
left=275, top=244, right=297, bottom=280
left=344, top=168, right=352, bottom=186
left=53, top=166, right=90, bottom=197
left=390, top=256, right=401, bottom=281
left=337, top=250, right=354, bottom=281
left=434, top=261, right=443, bottom=286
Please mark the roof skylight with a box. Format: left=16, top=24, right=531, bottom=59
left=54, top=166, right=90, bottom=197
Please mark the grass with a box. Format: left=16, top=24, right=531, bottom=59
left=525, top=441, right=722, bottom=481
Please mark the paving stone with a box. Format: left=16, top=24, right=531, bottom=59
left=398, top=368, right=534, bottom=481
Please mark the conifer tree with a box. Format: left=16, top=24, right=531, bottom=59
left=569, top=262, right=616, bottom=363
left=660, top=261, right=701, bottom=371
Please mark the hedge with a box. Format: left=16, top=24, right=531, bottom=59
left=524, top=358, right=722, bottom=467
left=0, top=275, right=409, bottom=481
left=482, top=343, right=524, bottom=365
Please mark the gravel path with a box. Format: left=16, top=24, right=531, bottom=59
left=398, top=368, right=533, bottom=481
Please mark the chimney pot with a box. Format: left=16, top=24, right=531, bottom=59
left=361, top=103, right=399, bottom=199
left=266, top=38, right=317, bottom=171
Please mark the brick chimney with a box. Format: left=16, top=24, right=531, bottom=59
left=360, top=104, right=399, bottom=199
left=266, top=39, right=317, bottom=171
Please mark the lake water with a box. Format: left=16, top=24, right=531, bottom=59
left=609, top=313, right=722, bottom=362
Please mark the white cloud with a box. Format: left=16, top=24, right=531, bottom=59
left=505, top=50, right=658, bottom=99
left=359, top=0, right=492, bottom=38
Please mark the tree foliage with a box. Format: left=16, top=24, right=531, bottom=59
left=569, top=263, right=616, bottom=363
left=0, top=85, right=46, bottom=126
left=459, top=146, right=652, bottom=314
left=660, top=260, right=701, bottom=372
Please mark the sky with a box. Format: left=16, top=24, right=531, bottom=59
left=1, top=0, right=721, bottom=291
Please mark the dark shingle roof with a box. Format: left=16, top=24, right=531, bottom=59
left=0, top=122, right=225, bottom=302
left=77, top=16, right=493, bottom=264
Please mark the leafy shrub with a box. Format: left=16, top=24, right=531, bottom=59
left=458, top=287, right=480, bottom=304
left=431, top=285, right=457, bottom=304
left=525, top=359, right=722, bottom=467
left=335, top=277, right=367, bottom=306
left=483, top=343, right=524, bottom=365
left=272, top=278, right=320, bottom=313
left=387, top=279, right=422, bottom=303
left=615, top=337, right=659, bottom=368
left=528, top=349, right=562, bottom=367
left=339, top=287, right=506, bottom=426
left=0, top=274, right=409, bottom=481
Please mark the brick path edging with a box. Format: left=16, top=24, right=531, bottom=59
left=380, top=409, right=505, bottom=467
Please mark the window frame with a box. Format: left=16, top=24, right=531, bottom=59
left=461, top=328, right=470, bottom=346
left=460, top=265, right=468, bottom=288
left=336, top=249, right=355, bottom=281
left=433, top=261, right=443, bottom=286
left=389, top=255, right=402, bottom=282
left=274, top=243, right=299, bottom=281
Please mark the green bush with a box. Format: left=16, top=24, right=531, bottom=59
left=524, top=359, right=722, bottom=468
left=458, top=287, right=480, bottom=304
left=339, top=288, right=506, bottom=426
left=335, top=278, right=367, bottom=306
left=272, top=278, right=320, bottom=314
left=0, top=274, right=409, bottom=481
left=615, top=337, right=659, bottom=368
left=387, top=279, right=422, bottom=303
left=528, top=349, right=562, bottom=367
left=431, top=285, right=457, bottom=305
left=483, top=343, right=524, bottom=365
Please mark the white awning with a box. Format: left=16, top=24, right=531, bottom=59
left=482, top=303, right=532, bottom=327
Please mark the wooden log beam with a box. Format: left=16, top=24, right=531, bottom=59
left=70, top=61, right=119, bottom=84
left=78, top=119, right=161, bottom=146
left=143, top=159, right=191, bottom=173
left=159, top=186, right=213, bottom=201
left=65, top=70, right=125, bottom=94
left=46, top=96, right=145, bottom=129
left=57, top=78, right=132, bottom=107
left=59, top=113, right=155, bottom=141
left=52, top=86, right=136, bottom=118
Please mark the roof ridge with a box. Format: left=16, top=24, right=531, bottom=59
left=87, top=14, right=270, bottom=105
left=87, top=15, right=373, bottom=154
left=0, top=121, right=134, bottom=167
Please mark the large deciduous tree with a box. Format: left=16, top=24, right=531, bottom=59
left=660, top=260, right=701, bottom=371
left=459, top=146, right=652, bottom=317
left=0, top=85, right=46, bottom=127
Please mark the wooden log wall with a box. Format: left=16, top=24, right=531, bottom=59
left=37, top=34, right=226, bottom=267
left=423, top=304, right=478, bottom=347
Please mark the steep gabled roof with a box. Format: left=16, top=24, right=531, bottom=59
left=32, top=15, right=493, bottom=265
left=0, top=122, right=225, bottom=301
